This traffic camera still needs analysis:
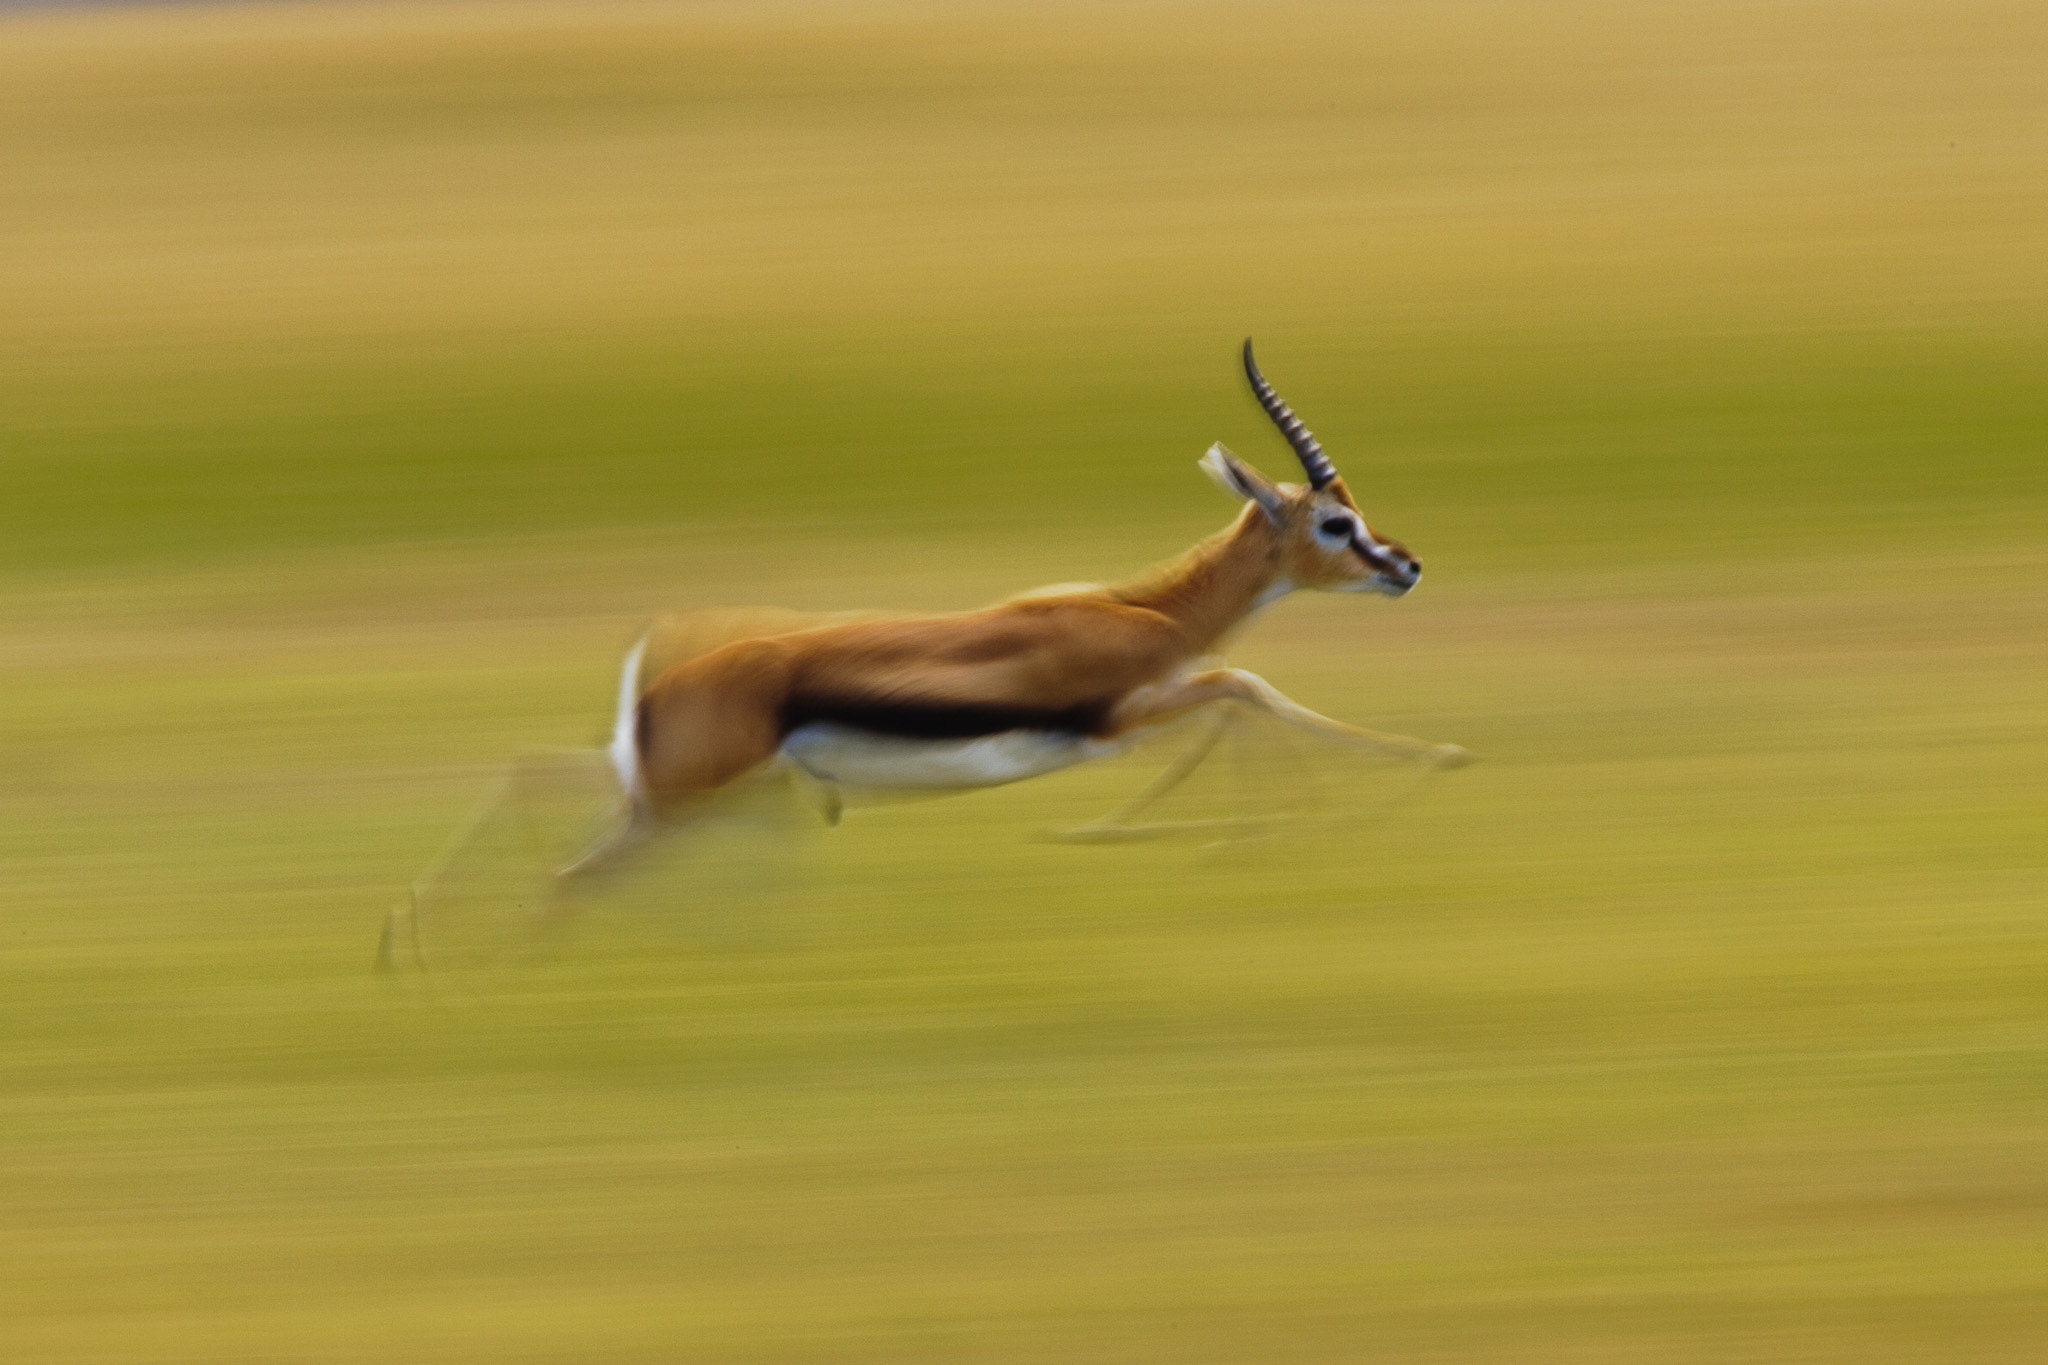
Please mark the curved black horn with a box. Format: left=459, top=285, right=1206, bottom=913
left=1241, top=338, right=1338, bottom=489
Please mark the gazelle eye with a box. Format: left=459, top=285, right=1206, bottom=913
left=1318, top=517, right=1352, bottom=538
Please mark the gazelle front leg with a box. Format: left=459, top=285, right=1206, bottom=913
left=1046, top=669, right=1467, bottom=844
left=1106, top=668, right=1471, bottom=767
left=1043, top=704, right=1244, bottom=842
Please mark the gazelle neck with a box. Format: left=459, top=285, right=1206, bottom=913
left=1113, top=505, right=1289, bottom=653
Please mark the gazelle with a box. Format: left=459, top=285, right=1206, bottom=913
left=566, top=340, right=1469, bottom=880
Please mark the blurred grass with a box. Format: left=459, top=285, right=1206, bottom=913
left=1, top=1, right=2045, bottom=1361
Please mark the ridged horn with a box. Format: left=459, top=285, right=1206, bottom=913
left=1241, top=338, right=1338, bottom=489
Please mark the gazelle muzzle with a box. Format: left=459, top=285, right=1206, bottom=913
left=1352, top=534, right=1420, bottom=593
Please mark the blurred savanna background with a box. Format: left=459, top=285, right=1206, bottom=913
left=3, top=0, right=2044, bottom=1359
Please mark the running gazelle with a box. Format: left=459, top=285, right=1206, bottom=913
left=566, top=339, right=1470, bottom=879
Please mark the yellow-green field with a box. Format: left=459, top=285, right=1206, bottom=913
left=3, top=1, right=2045, bottom=1359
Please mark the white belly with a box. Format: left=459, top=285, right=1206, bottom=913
left=780, top=723, right=1120, bottom=791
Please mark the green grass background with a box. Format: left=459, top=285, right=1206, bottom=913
left=2, top=1, right=2044, bottom=1359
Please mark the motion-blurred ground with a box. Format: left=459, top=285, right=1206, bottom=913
left=2, top=2, right=2044, bottom=1360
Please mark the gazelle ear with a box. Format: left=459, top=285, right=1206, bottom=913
left=1200, top=443, right=1285, bottom=519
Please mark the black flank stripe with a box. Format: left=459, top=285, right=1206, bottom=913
left=781, top=693, right=1111, bottom=741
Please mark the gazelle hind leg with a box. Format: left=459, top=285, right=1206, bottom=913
left=557, top=640, right=789, bottom=885
left=554, top=799, right=656, bottom=884
left=379, top=764, right=523, bottom=974
left=546, top=649, right=791, bottom=897
left=380, top=748, right=621, bottom=973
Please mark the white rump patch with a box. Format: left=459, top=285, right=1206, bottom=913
left=607, top=635, right=649, bottom=804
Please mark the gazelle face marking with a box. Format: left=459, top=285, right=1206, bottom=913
left=1309, top=497, right=1420, bottom=597
left=1312, top=510, right=1359, bottom=548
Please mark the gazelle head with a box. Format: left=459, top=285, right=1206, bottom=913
left=1200, top=340, right=1423, bottom=598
